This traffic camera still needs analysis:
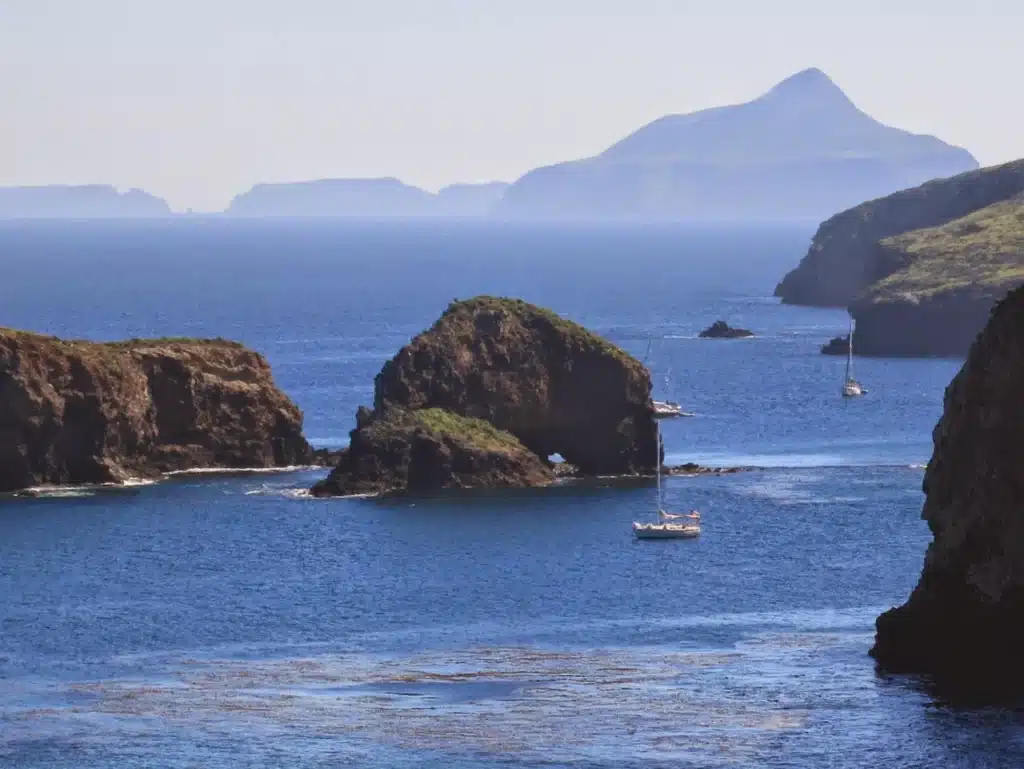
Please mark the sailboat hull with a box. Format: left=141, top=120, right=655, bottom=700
left=633, top=522, right=701, bottom=539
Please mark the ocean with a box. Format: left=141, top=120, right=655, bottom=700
left=2, top=219, right=1021, bottom=767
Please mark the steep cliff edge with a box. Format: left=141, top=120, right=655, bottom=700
left=849, top=199, right=1024, bottom=356
left=0, top=331, right=310, bottom=492
left=870, top=285, right=1024, bottom=695
left=775, top=160, right=1024, bottom=307
left=313, top=297, right=657, bottom=495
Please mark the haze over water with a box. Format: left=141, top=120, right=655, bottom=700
left=3, top=220, right=1021, bottom=767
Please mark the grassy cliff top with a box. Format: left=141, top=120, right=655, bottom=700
left=367, top=407, right=532, bottom=455
left=865, top=199, right=1024, bottom=302
left=0, top=328, right=245, bottom=350
left=438, top=296, right=638, bottom=368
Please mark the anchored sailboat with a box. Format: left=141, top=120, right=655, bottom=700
left=653, top=367, right=695, bottom=418
left=633, top=422, right=701, bottom=540
left=842, top=316, right=866, bottom=398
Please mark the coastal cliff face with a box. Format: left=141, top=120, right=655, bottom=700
left=375, top=297, right=657, bottom=476
left=0, top=331, right=310, bottom=491
left=775, top=159, right=1024, bottom=307
left=313, top=297, right=657, bottom=496
left=847, top=199, right=1024, bottom=356
left=871, top=285, right=1024, bottom=694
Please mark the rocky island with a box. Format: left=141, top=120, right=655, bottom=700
left=0, top=330, right=311, bottom=492
left=494, top=68, right=976, bottom=221
left=699, top=321, right=754, bottom=339
left=312, top=297, right=658, bottom=496
left=870, top=285, right=1024, bottom=698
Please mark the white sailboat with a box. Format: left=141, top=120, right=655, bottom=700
left=842, top=316, right=867, bottom=398
left=633, top=423, right=701, bottom=540
left=653, top=367, right=695, bottom=418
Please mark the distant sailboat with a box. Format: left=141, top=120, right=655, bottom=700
left=842, top=316, right=866, bottom=398
left=653, top=366, right=695, bottom=418
left=633, top=422, right=701, bottom=540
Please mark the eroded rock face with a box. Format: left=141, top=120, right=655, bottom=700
left=0, top=331, right=310, bottom=491
left=310, top=408, right=553, bottom=496
left=870, top=285, right=1024, bottom=696
left=373, top=297, right=657, bottom=476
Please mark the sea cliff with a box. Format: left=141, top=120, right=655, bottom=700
left=0, top=330, right=310, bottom=492
left=775, top=160, right=1024, bottom=308
left=870, top=285, right=1024, bottom=697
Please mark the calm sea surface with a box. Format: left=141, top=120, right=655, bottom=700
left=2, top=220, right=1021, bottom=767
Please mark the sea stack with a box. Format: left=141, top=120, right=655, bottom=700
left=312, top=296, right=657, bottom=496
left=870, top=285, right=1024, bottom=697
left=0, top=330, right=311, bottom=492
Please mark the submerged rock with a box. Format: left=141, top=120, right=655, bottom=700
left=0, top=330, right=310, bottom=492
left=310, top=408, right=553, bottom=496
left=699, top=321, right=754, bottom=339
left=870, top=285, right=1024, bottom=698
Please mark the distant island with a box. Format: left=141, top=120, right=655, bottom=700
left=226, top=178, right=509, bottom=218
left=776, top=158, right=1024, bottom=357
left=492, top=68, right=977, bottom=221
left=0, top=185, right=171, bottom=219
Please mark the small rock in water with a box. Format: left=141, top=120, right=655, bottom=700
left=698, top=320, right=754, bottom=339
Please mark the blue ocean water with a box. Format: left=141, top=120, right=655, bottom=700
left=2, top=220, right=1021, bottom=767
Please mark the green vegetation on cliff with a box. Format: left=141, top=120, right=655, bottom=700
left=866, top=200, right=1024, bottom=302
left=370, top=407, right=528, bottom=456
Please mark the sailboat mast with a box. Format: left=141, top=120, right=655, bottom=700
left=655, top=421, right=662, bottom=511
left=845, top=316, right=854, bottom=381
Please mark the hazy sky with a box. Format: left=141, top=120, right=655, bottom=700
left=3, top=0, right=1021, bottom=211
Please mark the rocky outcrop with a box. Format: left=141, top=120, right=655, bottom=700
left=0, top=330, right=310, bottom=492
left=310, top=407, right=553, bottom=496
left=313, top=297, right=658, bottom=496
left=870, top=285, right=1024, bottom=697
left=374, top=297, right=657, bottom=476
left=699, top=321, right=754, bottom=339
left=775, top=159, right=1024, bottom=307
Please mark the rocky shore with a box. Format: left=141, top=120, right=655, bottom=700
left=870, top=285, right=1024, bottom=698
left=0, top=330, right=311, bottom=492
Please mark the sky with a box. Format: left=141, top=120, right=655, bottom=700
left=2, top=0, right=1021, bottom=211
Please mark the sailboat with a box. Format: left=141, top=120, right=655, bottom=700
left=841, top=316, right=867, bottom=398
left=653, top=367, right=695, bottom=418
left=632, top=422, right=701, bottom=540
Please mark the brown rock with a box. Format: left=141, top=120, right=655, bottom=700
left=0, top=330, right=310, bottom=492
left=373, top=297, right=657, bottom=476
left=310, top=408, right=553, bottom=496
left=870, top=285, right=1024, bottom=698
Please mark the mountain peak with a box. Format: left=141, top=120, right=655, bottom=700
left=759, top=67, right=855, bottom=107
